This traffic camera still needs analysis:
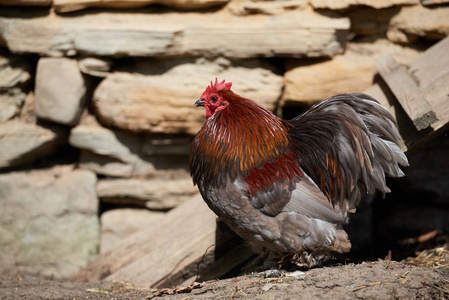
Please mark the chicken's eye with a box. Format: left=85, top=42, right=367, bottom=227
left=210, top=96, right=218, bottom=103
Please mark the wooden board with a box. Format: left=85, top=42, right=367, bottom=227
left=376, top=54, right=437, bottom=131
left=76, top=195, right=215, bottom=288
left=76, top=194, right=255, bottom=288
left=366, top=36, right=449, bottom=153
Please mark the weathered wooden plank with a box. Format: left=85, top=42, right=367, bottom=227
left=76, top=195, right=215, bottom=287
left=76, top=194, right=255, bottom=288
left=173, top=223, right=256, bottom=288
left=366, top=36, right=449, bottom=152
left=376, top=53, right=437, bottom=131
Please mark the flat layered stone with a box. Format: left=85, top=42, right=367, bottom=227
left=282, top=39, right=420, bottom=106
left=350, top=5, right=449, bottom=40
left=93, top=58, right=284, bottom=134
left=0, top=8, right=349, bottom=58
left=387, top=5, right=449, bottom=43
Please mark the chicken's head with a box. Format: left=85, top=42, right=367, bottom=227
left=194, top=78, right=232, bottom=119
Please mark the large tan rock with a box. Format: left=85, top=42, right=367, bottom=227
left=387, top=5, right=449, bottom=43
left=0, top=166, right=99, bottom=279
left=96, top=177, right=199, bottom=209
left=53, top=0, right=228, bottom=13
left=350, top=5, right=449, bottom=40
left=310, top=0, right=418, bottom=9
left=0, top=120, right=65, bottom=169
left=282, top=40, right=421, bottom=106
left=93, top=72, right=205, bottom=135
left=35, top=57, right=86, bottom=126
left=0, top=9, right=349, bottom=58
left=93, top=58, right=284, bottom=134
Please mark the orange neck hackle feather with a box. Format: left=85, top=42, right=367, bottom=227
left=190, top=89, right=293, bottom=189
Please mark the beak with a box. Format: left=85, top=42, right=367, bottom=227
left=194, top=99, right=205, bottom=107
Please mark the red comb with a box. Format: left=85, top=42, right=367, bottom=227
left=204, top=78, right=232, bottom=94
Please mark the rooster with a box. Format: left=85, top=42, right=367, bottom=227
left=190, top=79, right=408, bottom=268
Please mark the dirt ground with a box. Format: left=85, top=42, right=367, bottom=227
left=1, top=260, right=448, bottom=300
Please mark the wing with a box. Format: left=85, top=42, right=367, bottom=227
left=288, top=93, right=409, bottom=212
left=217, top=93, right=407, bottom=225
left=242, top=152, right=348, bottom=224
